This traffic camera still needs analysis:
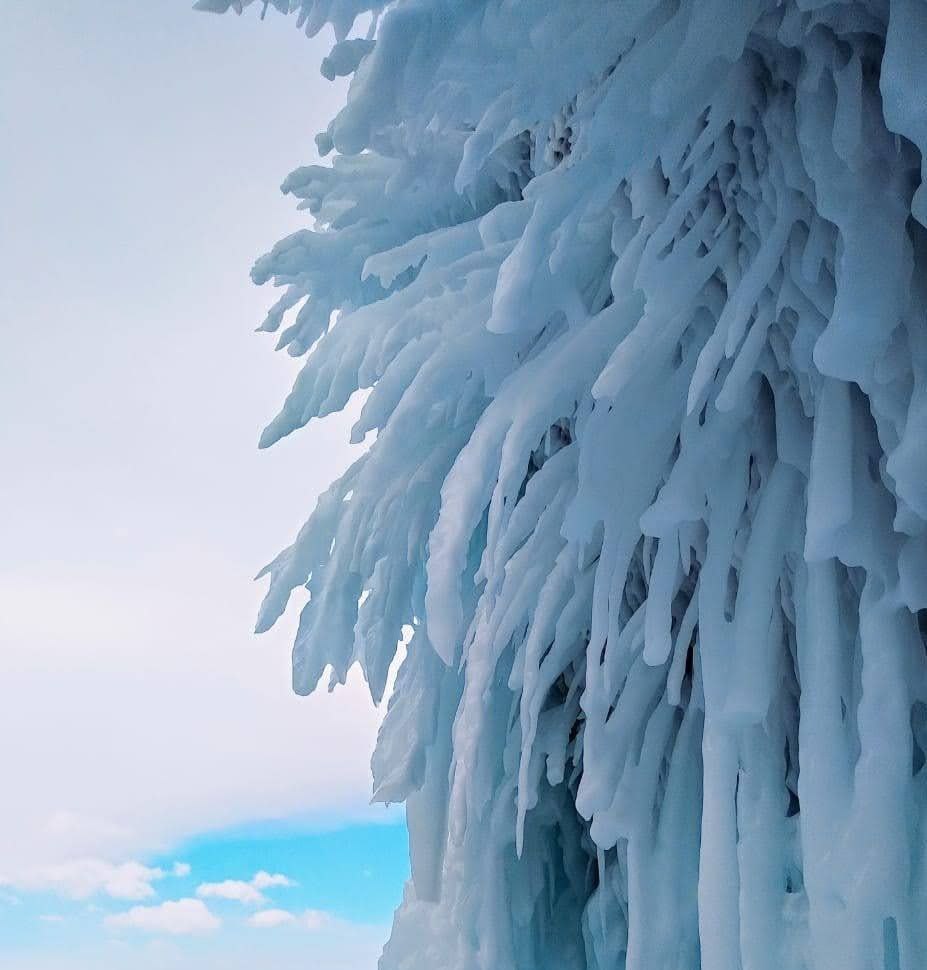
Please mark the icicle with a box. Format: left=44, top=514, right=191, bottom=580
left=202, top=0, right=927, bottom=966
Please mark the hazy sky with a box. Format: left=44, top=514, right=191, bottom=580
left=0, top=2, right=406, bottom=965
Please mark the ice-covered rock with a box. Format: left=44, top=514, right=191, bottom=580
left=202, top=1, right=927, bottom=967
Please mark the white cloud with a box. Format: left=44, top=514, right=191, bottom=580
left=302, top=909, right=335, bottom=931
left=247, top=908, right=295, bottom=928
left=171, top=862, right=191, bottom=878
left=246, top=908, right=336, bottom=931
left=196, top=870, right=296, bottom=906
left=196, top=880, right=266, bottom=906
left=12, top=859, right=165, bottom=901
left=104, top=898, right=220, bottom=936
left=0, top=570, right=388, bottom=886
left=46, top=812, right=133, bottom=849
left=251, top=871, right=295, bottom=890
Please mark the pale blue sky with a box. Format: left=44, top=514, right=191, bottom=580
left=0, top=2, right=407, bottom=965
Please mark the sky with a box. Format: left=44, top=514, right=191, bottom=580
left=0, top=1, right=407, bottom=966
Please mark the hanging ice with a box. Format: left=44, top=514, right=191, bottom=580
left=200, top=1, right=927, bottom=967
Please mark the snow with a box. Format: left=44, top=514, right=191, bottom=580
left=203, top=1, right=927, bottom=968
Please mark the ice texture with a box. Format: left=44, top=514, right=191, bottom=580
left=202, top=1, right=927, bottom=967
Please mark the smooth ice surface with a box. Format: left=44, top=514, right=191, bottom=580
left=206, top=1, right=927, bottom=967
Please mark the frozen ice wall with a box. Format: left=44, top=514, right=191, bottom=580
left=200, top=1, right=927, bottom=967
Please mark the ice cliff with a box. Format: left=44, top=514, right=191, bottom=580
left=200, top=1, right=927, bottom=967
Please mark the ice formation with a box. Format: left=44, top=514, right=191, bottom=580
left=200, top=1, right=927, bottom=967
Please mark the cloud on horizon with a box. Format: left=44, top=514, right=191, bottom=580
left=2, top=858, right=189, bottom=902
left=247, top=908, right=334, bottom=930
left=196, top=870, right=295, bottom=906
left=104, top=898, right=220, bottom=936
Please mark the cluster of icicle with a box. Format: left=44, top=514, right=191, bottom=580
left=201, top=1, right=927, bottom=967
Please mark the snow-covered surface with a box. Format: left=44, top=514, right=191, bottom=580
left=205, top=2, right=927, bottom=967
